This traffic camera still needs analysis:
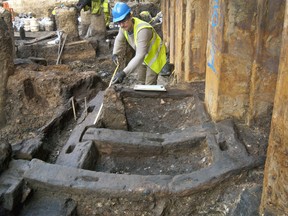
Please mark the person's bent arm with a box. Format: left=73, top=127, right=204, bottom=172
left=113, top=29, right=126, bottom=56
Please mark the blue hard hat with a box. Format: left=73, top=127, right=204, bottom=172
left=112, top=2, right=131, bottom=23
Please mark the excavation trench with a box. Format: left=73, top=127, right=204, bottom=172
left=14, top=85, right=257, bottom=216
left=1, top=77, right=262, bottom=215
left=94, top=137, right=211, bottom=176
left=52, top=86, right=256, bottom=197
left=0, top=30, right=265, bottom=215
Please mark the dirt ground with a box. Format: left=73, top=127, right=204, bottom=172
left=0, top=46, right=270, bottom=215
left=0, top=63, right=101, bottom=144
left=0, top=57, right=269, bottom=152
left=0, top=8, right=272, bottom=214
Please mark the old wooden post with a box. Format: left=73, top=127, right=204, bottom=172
left=0, top=18, right=14, bottom=128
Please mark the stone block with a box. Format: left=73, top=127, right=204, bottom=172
left=0, top=160, right=31, bottom=211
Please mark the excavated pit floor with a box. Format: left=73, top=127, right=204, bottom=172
left=88, top=88, right=213, bottom=176
left=95, top=138, right=211, bottom=176
left=53, top=86, right=258, bottom=197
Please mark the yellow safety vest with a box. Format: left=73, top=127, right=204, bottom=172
left=123, top=17, right=167, bottom=74
left=102, top=0, right=109, bottom=13
left=52, top=8, right=56, bottom=15
left=85, top=0, right=101, bottom=15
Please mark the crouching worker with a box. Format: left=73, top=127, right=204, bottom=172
left=111, top=2, right=169, bottom=85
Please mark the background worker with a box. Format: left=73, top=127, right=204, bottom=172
left=138, top=11, right=152, bottom=23
left=102, top=0, right=110, bottom=28
left=76, top=0, right=108, bottom=38
left=139, top=10, right=163, bottom=26
left=111, top=2, right=169, bottom=85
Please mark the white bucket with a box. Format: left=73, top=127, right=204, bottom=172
left=45, top=20, right=54, bottom=31
left=39, top=23, right=45, bottom=31
left=30, top=18, right=39, bottom=32
left=24, top=18, right=31, bottom=31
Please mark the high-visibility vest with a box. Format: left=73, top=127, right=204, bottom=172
left=102, top=0, right=109, bottom=13
left=91, top=0, right=102, bottom=15
left=122, top=17, right=166, bottom=74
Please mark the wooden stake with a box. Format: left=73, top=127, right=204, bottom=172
left=71, top=97, right=77, bottom=121
left=56, top=34, right=67, bottom=65
left=84, top=97, right=87, bottom=117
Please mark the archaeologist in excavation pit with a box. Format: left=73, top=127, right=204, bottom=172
left=111, top=2, right=170, bottom=85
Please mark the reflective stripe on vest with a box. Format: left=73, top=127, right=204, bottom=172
left=123, top=17, right=166, bottom=74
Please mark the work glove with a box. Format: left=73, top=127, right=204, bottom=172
left=159, top=63, right=171, bottom=76
left=112, top=54, right=119, bottom=65
left=112, top=71, right=126, bottom=84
